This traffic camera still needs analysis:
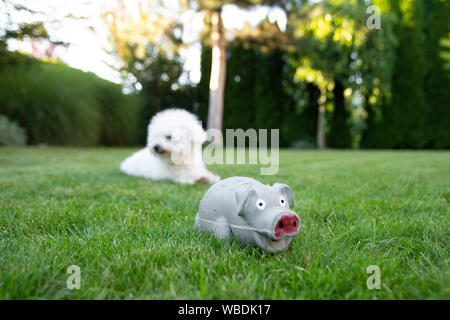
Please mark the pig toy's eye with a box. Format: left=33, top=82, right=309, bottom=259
left=256, top=199, right=266, bottom=210
left=279, top=197, right=287, bottom=207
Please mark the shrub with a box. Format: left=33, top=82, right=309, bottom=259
left=0, top=51, right=142, bottom=146
left=0, top=115, right=27, bottom=146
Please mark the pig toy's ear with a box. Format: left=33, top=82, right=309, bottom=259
left=234, top=184, right=256, bottom=217
left=273, top=183, right=294, bottom=208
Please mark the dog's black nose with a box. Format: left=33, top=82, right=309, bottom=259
left=153, top=144, right=162, bottom=153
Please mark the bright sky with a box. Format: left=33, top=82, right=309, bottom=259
left=2, top=0, right=287, bottom=85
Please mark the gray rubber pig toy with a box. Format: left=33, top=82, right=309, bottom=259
left=195, top=177, right=301, bottom=253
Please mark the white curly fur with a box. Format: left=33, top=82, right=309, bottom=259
left=120, top=108, right=220, bottom=184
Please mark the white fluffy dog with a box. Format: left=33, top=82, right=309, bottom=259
left=120, top=108, right=220, bottom=184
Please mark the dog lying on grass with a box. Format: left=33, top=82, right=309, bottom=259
left=120, top=108, right=220, bottom=184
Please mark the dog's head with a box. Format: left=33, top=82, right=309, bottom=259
left=146, top=109, right=207, bottom=165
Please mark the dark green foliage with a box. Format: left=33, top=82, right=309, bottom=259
left=285, top=0, right=376, bottom=149
left=363, top=0, right=450, bottom=149
left=390, top=0, right=427, bottom=148
left=0, top=50, right=142, bottom=146
left=423, top=0, right=450, bottom=148
left=327, top=80, right=352, bottom=149
left=253, top=50, right=290, bottom=131
left=297, top=83, right=319, bottom=145
left=361, top=97, right=390, bottom=149
left=224, top=46, right=258, bottom=131
left=199, top=0, right=449, bottom=150
left=199, top=44, right=307, bottom=147
left=94, top=81, right=143, bottom=146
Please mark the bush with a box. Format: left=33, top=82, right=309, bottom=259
left=0, top=50, right=142, bottom=146
left=0, top=115, right=27, bottom=146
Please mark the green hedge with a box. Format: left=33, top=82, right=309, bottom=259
left=0, top=51, right=142, bottom=146
left=362, top=0, right=450, bottom=149
left=198, top=45, right=304, bottom=147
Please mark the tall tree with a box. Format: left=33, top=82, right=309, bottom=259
left=286, top=0, right=396, bottom=149
left=196, top=0, right=288, bottom=143
left=362, top=0, right=440, bottom=149
left=103, top=0, right=196, bottom=143
left=207, top=9, right=227, bottom=135
left=103, top=0, right=184, bottom=88
left=423, top=0, right=450, bottom=148
left=198, top=19, right=301, bottom=147
left=0, top=0, right=66, bottom=57
left=390, top=0, right=427, bottom=148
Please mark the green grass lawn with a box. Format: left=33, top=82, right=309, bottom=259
left=0, top=147, right=448, bottom=299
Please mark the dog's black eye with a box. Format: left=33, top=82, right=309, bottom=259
left=165, top=135, right=171, bottom=140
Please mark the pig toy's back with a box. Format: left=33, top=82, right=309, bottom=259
left=195, top=177, right=301, bottom=253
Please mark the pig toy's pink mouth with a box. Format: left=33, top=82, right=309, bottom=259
left=274, top=214, right=300, bottom=238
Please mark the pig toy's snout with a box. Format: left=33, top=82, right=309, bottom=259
left=274, top=214, right=300, bottom=238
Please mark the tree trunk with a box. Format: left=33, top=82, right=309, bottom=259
left=316, top=89, right=326, bottom=149
left=207, top=9, right=226, bottom=145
